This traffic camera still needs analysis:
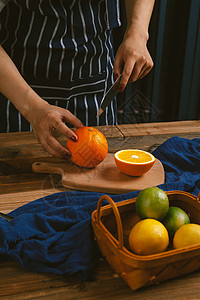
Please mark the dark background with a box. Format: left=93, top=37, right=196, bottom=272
left=113, top=0, right=200, bottom=124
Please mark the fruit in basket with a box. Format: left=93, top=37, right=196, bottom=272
left=129, top=219, right=169, bottom=255
left=135, top=187, right=169, bottom=220
left=162, top=206, right=190, bottom=238
left=173, top=223, right=200, bottom=249
left=66, top=126, right=108, bottom=168
left=114, top=149, right=155, bottom=176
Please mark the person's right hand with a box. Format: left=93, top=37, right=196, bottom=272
left=0, top=45, right=83, bottom=158
left=27, top=100, right=84, bottom=159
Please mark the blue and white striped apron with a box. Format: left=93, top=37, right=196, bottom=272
left=0, top=0, right=121, bottom=132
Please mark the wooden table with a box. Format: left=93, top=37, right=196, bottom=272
left=0, top=120, right=200, bottom=299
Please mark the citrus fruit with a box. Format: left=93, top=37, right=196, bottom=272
left=129, top=219, right=169, bottom=255
left=114, top=149, right=155, bottom=176
left=135, top=187, right=169, bottom=220
left=66, top=126, right=108, bottom=168
left=173, top=223, right=200, bottom=249
left=162, top=206, right=190, bottom=238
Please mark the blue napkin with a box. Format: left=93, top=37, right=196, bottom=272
left=0, top=136, right=200, bottom=280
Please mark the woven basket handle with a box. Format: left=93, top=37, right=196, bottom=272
left=96, top=195, right=124, bottom=249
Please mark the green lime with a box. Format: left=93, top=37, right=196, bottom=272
left=163, top=206, right=190, bottom=238
left=135, top=187, right=169, bottom=221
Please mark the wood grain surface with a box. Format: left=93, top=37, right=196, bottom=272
left=32, top=155, right=165, bottom=193
left=0, top=121, right=200, bottom=299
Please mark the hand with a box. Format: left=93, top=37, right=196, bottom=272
left=0, top=44, right=84, bottom=158
left=27, top=101, right=84, bottom=159
left=113, top=29, right=154, bottom=92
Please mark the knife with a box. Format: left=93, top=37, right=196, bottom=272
left=97, top=74, right=122, bottom=118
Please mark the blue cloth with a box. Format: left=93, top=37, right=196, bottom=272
left=0, top=136, right=200, bottom=280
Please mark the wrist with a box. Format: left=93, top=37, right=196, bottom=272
left=125, top=22, right=149, bottom=42
left=20, top=88, right=48, bottom=121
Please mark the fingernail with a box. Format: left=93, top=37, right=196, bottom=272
left=63, top=152, right=71, bottom=159
left=114, top=73, right=119, bottom=80
left=70, top=136, right=77, bottom=142
left=119, top=85, right=125, bottom=93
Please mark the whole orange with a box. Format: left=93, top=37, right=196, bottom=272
left=66, top=127, right=108, bottom=168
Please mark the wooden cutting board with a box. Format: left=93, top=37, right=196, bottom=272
left=32, top=153, right=165, bottom=194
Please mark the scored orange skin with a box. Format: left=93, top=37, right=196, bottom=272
left=114, top=149, right=155, bottom=176
left=66, top=127, right=108, bottom=168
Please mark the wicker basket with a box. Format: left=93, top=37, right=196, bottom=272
left=91, top=190, right=200, bottom=291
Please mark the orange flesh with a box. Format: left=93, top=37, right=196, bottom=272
left=117, top=150, right=153, bottom=163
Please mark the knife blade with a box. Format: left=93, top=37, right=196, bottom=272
left=96, top=74, right=122, bottom=118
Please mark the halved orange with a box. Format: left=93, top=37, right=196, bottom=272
left=114, top=149, right=155, bottom=176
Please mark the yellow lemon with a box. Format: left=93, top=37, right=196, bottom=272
left=173, top=223, right=200, bottom=249
left=129, top=219, right=169, bottom=255
left=136, top=187, right=169, bottom=221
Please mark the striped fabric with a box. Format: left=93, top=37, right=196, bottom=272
left=0, top=0, right=121, bottom=132
left=0, top=0, right=10, bottom=12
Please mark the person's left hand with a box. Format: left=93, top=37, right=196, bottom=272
left=113, top=29, right=154, bottom=92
